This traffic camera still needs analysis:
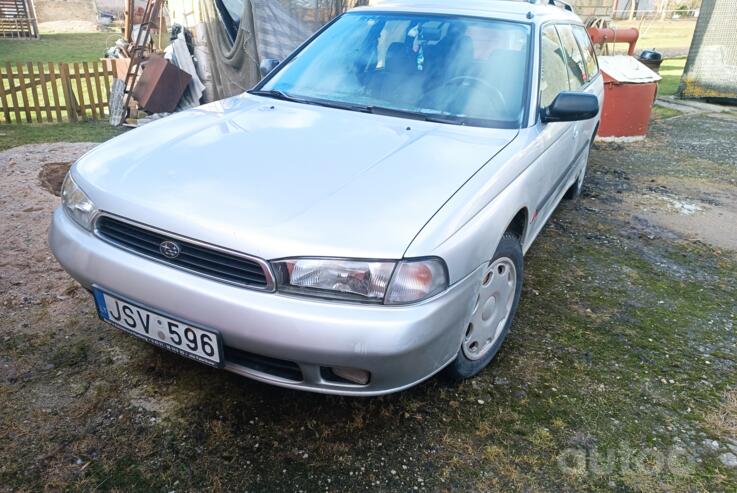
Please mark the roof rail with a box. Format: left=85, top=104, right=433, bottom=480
left=527, top=0, right=574, bottom=12
left=547, top=0, right=574, bottom=12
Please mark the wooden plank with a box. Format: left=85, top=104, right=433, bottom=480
left=27, top=0, right=40, bottom=39
left=5, top=76, right=43, bottom=96
left=0, top=65, right=10, bottom=123
left=27, top=62, right=42, bottom=122
left=37, top=62, right=53, bottom=122
left=60, top=63, right=77, bottom=123
left=102, top=59, right=113, bottom=115
left=82, top=62, right=97, bottom=120
left=72, top=63, right=85, bottom=119
left=48, top=62, right=62, bottom=122
left=92, top=61, right=105, bottom=117
left=5, top=63, right=20, bottom=122
left=15, top=62, right=31, bottom=123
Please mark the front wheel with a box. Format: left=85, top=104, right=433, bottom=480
left=445, top=232, right=524, bottom=380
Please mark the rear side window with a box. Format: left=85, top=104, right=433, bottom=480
left=572, top=25, right=599, bottom=79
left=555, top=24, right=587, bottom=89
left=540, top=26, right=570, bottom=107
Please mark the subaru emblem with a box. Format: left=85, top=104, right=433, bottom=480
left=159, top=240, right=181, bottom=259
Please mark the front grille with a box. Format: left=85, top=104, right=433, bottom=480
left=96, top=216, right=270, bottom=289
left=224, top=347, right=303, bottom=382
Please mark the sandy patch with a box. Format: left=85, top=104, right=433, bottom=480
left=622, top=176, right=737, bottom=252
left=0, top=143, right=97, bottom=329
left=38, top=21, right=100, bottom=33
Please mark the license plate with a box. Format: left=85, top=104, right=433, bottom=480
left=92, top=288, right=223, bottom=367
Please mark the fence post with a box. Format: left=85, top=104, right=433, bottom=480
left=92, top=61, right=105, bottom=118
left=38, top=62, right=53, bottom=122
left=15, top=62, right=31, bottom=123
left=27, top=62, right=42, bottom=123
left=102, top=59, right=114, bottom=119
left=6, top=63, right=21, bottom=122
left=48, top=62, right=62, bottom=122
left=0, top=65, right=10, bottom=123
left=60, top=63, right=78, bottom=123
left=82, top=62, right=97, bottom=120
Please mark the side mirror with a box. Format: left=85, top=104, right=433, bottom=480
left=541, top=92, right=599, bottom=123
left=259, top=58, right=281, bottom=78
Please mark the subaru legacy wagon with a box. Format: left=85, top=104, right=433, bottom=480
left=50, top=0, right=603, bottom=395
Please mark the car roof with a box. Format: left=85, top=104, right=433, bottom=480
left=352, top=0, right=582, bottom=23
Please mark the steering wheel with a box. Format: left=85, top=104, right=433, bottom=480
left=441, top=76, right=509, bottom=115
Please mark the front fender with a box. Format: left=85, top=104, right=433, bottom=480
left=404, top=129, right=542, bottom=284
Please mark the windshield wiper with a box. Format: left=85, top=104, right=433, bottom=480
left=248, top=91, right=465, bottom=125
left=365, top=106, right=465, bottom=125
left=315, top=100, right=371, bottom=113
left=249, top=90, right=371, bottom=112
left=248, top=89, right=312, bottom=104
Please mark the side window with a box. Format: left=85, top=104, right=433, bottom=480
left=540, top=26, right=569, bottom=108
left=572, top=25, right=599, bottom=79
left=556, top=24, right=587, bottom=89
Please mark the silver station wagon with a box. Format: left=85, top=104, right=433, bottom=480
left=50, top=0, right=603, bottom=395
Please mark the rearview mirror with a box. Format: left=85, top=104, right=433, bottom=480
left=259, top=58, right=281, bottom=78
left=541, top=92, right=599, bottom=123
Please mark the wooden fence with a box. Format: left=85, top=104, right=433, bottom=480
left=0, top=60, right=121, bottom=124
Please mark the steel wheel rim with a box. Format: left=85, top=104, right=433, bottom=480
left=462, top=257, right=517, bottom=361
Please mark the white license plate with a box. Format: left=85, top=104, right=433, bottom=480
left=93, top=288, right=223, bottom=367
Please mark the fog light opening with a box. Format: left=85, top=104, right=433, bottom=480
left=324, top=366, right=371, bottom=386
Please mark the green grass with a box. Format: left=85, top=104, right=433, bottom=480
left=658, top=58, right=687, bottom=97
left=0, top=122, right=125, bottom=151
left=0, top=33, right=116, bottom=65
left=651, top=104, right=681, bottom=120
left=614, top=19, right=696, bottom=53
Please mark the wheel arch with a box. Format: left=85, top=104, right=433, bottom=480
left=505, top=207, right=529, bottom=244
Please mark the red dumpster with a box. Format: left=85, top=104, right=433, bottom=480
left=597, top=55, right=661, bottom=141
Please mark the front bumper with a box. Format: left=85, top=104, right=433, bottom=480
left=49, top=208, right=481, bottom=395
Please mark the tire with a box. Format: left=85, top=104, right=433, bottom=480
left=445, top=232, right=524, bottom=380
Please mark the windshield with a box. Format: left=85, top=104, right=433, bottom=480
left=258, top=12, right=532, bottom=128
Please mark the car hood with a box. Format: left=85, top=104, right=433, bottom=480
left=74, top=95, right=517, bottom=260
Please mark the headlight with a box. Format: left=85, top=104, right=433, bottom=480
left=272, top=257, right=448, bottom=304
left=61, top=172, right=97, bottom=230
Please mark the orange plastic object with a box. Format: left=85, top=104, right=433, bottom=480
left=598, top=72, right=658, bottom=139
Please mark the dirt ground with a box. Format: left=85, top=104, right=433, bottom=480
left=1, top=107, right=736, bottom=492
